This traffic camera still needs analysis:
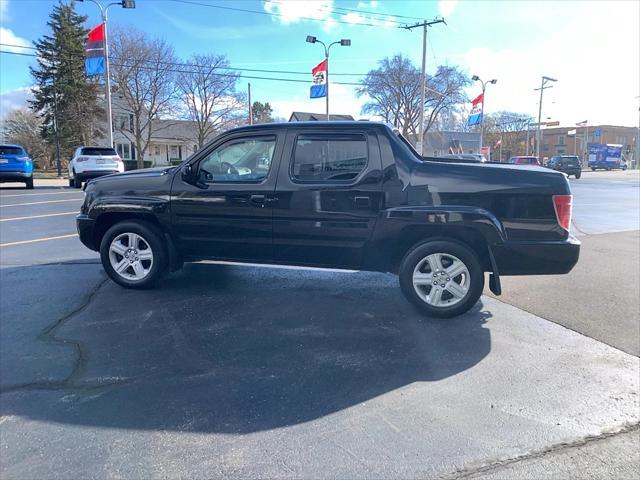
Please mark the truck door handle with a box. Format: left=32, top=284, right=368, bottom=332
left=354, top=196, right=371, bottom=208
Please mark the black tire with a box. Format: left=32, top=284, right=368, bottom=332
left=575, top=171, right=581, bottom=179
left=99, top=220, right=168, bottom=289
left=591, top=167, right=596, bottom=171
left=25, top=177, right=34, bottom=189
left=68, top=177, right=74, bottom=187
left=73, top=175, right=82, bottom=188
left=399, top=240, right=484, bottom=318
left=622, top=165, right=627, bottom=171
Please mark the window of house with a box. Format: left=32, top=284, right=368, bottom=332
left=198, top=135, right=276, bottom=183
left=154, top=145, right=160, bottom=156
left=558, top=135, right=565, bottom=145
left=543, top=144, right=549, bottom=151
left=169, top=145, right=181, bottom=160
left=291, top=134, right=368, bottom=183
left=115, top=142, right=131, bottom=159
left=616, top=135, right=626, bottom=145
left=114, top=114, right=133, bottom=132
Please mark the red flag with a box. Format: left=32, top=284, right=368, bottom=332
left=87, top=24, right=105, bottom=43
left=471, top=93, right=484, bottom=105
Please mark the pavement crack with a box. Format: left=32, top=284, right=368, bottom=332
left=0, top=275, right=110, bottom=394
left=440, top=422, right=640, bottom=479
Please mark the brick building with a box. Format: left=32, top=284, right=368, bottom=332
left=537, top=125, right=637, bottom=162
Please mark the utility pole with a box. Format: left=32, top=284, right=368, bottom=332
left=52, top=74, right=62, bottom=178
left=534, top=75, right=557, bottom=159
left=403, top=17, right=446, bottom=155
left=79, top=0, right=136, bottom=148
left=248, top=83, right=253, bottom=125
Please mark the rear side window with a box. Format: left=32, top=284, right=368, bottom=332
left=0, top=146, right=24, bottom=155
left=291, top=134, right=367, bottom=182
left=81, top=147, right=117, bottom=156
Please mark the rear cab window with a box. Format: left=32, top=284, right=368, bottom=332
left=291, top=134, right=368, bottom=183
left=81, top=147, right=118, bottom=156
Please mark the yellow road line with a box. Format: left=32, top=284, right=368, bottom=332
left=0, top=198, right=82, bottom=208
left=0, top=233, right=78, bottom=247
left=0, top=211, right=78, bottom=222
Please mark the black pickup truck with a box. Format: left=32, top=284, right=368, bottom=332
left=77, top=122, right=579, bottom=317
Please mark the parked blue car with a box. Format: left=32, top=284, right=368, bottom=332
left=0, top=144, right=34, bottom=189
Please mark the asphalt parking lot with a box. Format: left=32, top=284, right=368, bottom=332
left=1, top=171, right=639, bottom=478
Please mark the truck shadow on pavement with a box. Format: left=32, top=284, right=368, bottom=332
left=2, top=262, right=492, bottom=434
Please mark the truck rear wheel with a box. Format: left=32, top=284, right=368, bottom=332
left=399, top=240, right=484, bottom=318
left=100, top=220, right=168, bottom=289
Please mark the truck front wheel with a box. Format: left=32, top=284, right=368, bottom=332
left=399, top=240, right=484, bottom=318
left=99, top=220, right=168, bottom=289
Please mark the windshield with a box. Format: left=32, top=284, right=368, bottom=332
left=81, top=147, right=117, bottom=156
left=0, top=146, right=24, bottom=155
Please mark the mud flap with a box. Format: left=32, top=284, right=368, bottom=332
left=487, top=245, right=502, bottom=296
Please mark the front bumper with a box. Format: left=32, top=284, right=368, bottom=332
left=76, top=214, right=97, bottom=251
left=0, top=171, right=33, bottom=182
left=75, top=170, right=120, bottom=181
left=492, top=234, right=580, bottom=275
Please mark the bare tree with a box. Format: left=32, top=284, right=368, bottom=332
left=357, top=55, right=470, bottom=138
left=483, top=111, right=534, bottom=160
left=176, top=54, right=244, bottom=148
left=109, top=27, right=179, bottom=168
left=2, top=108, right=52, bottom=168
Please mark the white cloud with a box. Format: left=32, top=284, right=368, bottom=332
left=458, top=1, right=639, bottom=127
left=0, top=1, right=9, bottom=21
left=342, top=12, right=365, bottom=25
left=439, top=0, right=458, bottom=18
left=0, top=87, right=31, bottom=121
left=357, top=1, right=378, bottom=8
left=264, top=0, right=334, bottom=24
left=0, top=26, right=30, bottom=53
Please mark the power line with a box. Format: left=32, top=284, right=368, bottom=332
left=0, top=42, right=420, bottom=78
left=266, top=0, right=417, bottom=24
left=168, top=0, right=410, bottom=28
left=0, top=49, right=364, bottom=85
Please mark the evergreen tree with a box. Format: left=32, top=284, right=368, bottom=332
left=30, top=0, right=103, bottom=159
left=252, top=101, right=274, bottom=124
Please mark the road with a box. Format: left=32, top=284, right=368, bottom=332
left=0, top=171, right=638, bottom=478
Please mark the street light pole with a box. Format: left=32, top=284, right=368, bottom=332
left=471, top=75, right=497, bottom=155
left=79, top=0, right=135, bottom=147
left=534, top=75, right=557, bottom=160
left=306, top=36, right=351, bottom=121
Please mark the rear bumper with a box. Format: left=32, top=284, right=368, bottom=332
left=76, top=214, right=97, bottom=250
left=0, top=171, right=32, bottom=182
left=492, top=234, right=580, bottom=275
left=75, top=170, right=119, bottom=181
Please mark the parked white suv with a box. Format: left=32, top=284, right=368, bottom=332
left=68, top=146, right=125, bottom=188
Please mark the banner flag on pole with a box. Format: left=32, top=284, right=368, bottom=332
left=310, top=59, right=327, bottom=99
left=85, top=24, right=105, bottom=76
left=467, top=93, right=484, bottom=126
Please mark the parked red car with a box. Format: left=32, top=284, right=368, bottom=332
left=508, top=156, right=542, bottom=166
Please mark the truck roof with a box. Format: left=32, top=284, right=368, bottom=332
left=227, top=120, right=390, bottom=134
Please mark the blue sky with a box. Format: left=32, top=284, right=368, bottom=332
left=1, top=0, right=639, bottom=126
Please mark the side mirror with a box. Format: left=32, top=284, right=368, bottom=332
left=181, top=163, right=208, bottom=189
left=182, top=164, right=193, bottom=181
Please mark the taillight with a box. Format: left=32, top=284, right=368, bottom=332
left=553, top=195, right=572, bottom=232
left=76, top=156, right=89, bottom=162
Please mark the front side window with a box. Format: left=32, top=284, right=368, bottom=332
left=198, top=135, right=276, bottom=183
left=292, top=134, right=367, bottom=182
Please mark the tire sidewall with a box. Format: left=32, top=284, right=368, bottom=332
left=100, top=220, right=167, bottom=289
left=399, top=240, right=484, bottom=318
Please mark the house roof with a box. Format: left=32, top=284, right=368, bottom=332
left=289, top=112, right=355, bottom=122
